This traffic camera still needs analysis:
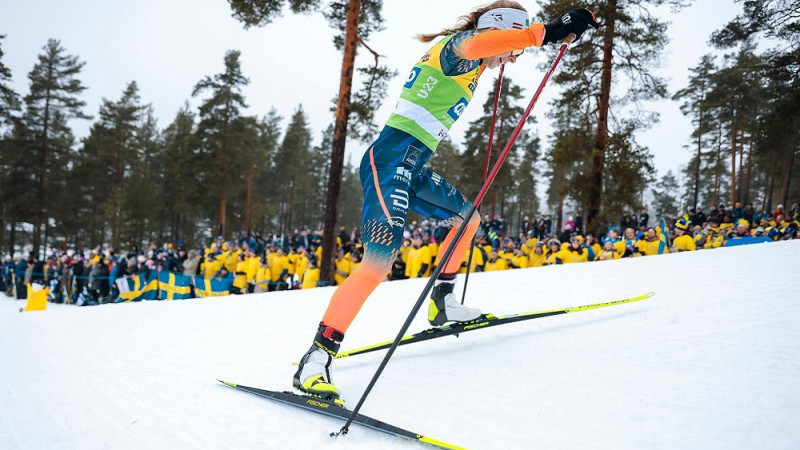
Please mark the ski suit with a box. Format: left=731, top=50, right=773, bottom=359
left=321, top=26, right=546, bottom=333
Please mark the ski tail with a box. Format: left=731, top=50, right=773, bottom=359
left=217, top=379, right=466, bottom=450
left=335, top=291, right=655, bottom=359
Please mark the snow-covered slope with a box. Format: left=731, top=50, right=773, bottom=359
left=2, top=240, right=799, bottom=450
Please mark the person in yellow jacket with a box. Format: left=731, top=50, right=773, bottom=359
left=605, top=229, right=626, bottom=256
left=584, top=233, right=601, bottom=260
left=504, top=247, right=529, bottom=269
left=302, top=256, right=321, bottom=289
left=561, top=237, right=589, bottom=263
left=621, top=228, right=639, bottom=257
left=232, top=252, right=249, bottom=294
left=405, top=237, right=432, bottom=279
left=528, top=243, right=546, bottom=267
left=671, top=218, right=696, bottom=252
left=287, top=248, right=299, bottom=280
left=635, top=227, right=663, bottom=256
left=426, top=239, right=439, bottom=276
left=484, top=249, right=509, bottom=272
left=201, top=256, right=222, bottom=279
left=333, top=249, right=351, bottom=286
left=459, top=240, right=486, bottom=274
left=520, top=231, right=538, bottom=256
left=270, top=248, right=290, bottom=291
left=294, top=248, right=310, bottom=286
left=544, top=239, right=563, bottom=265
left=597, top=240, right=620, bottom=261
left=398, top=239, right=412, bottom=265
left=702, top=218, right=725, bottom=249
left=313, top=245, right=323, bottom=264
left=254, top=256, right=271, bottom=293
left=245, top=250, right=260, bottom=293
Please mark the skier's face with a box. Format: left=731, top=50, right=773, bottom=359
left=484, top=51, right=518, bottom=69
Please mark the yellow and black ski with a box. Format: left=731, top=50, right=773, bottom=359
left=217, top=379, right=465, bottom=449
left=335, top=291, right=655, bottom=360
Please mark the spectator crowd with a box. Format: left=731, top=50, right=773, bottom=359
left=2, top=202, right=798, bottom=306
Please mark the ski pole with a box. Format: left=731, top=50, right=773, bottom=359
left=461, top=64, right=505, bottom=306
left=335, top=35, right=576, bottom=438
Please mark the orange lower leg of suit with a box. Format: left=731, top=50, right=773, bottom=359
left=322, top=212, right=480, bottom=334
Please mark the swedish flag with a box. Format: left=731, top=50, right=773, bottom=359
left=158, top=271, right=192, bottom=300
left=116, top=272, right=159, bottom=302
left=194, top=275, right=233, bottom=297
left=657, top=219, right=669, bottom=254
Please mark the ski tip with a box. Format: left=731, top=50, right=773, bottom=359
left=217, top=379, right=237, bottom=388
left=418, top=435, right=468, bottom=450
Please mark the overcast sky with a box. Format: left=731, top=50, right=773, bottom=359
left=1, top=0, right=748, bottom=189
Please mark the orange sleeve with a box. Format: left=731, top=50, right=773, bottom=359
left=459, top=24, right=546, bottom=60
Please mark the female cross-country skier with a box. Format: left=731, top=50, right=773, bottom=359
left=295, top=1, right=599, bottom=400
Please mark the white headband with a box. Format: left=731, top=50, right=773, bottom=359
left=476, top=8, right=530, bottom=30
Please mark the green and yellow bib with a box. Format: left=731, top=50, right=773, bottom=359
left=386, top=35, right=484, bottom=151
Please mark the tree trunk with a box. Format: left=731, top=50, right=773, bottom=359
left=737, top=125, right=744, bottom=204
left=766, top=153, right=777, bottom=213
left=556, top=168, right=566, bottom=233
left=8, top=221, right=15, bottom=259
left=219, top=183, right=227, bottom=238
left=729, top=122, right=737, bottom=207
left=744, top=139, right=753, bottom=205
left=587, top=0, right=615, bottom=232
left=693, top=132, right=701, bottom=210
left=781, top=149, right=796, bottom=207
left=245, top=169, right=254, bottom=234
left=320, top=0, right=361, bottom=283
left=34, top=86, right=53, bottom=258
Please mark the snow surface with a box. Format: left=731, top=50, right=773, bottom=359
left=2, top=240, right=800, bottom=450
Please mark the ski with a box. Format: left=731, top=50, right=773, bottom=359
left=335, top=291, right=655, bottom=360
left=217, top=379, right=465, bottom=450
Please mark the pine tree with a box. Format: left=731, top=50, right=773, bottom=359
left=97, top=81, right=147, bottom=248
left=0, top=34, right=22, bottom=254
left=0, top=35, right=20, bottom=127
left=458, top=75, right=533, bottom=221
left=651, top=170, right=680, bottom=221
left=123, top=106, right=162, bottom=247
left=712, top=1, right=800, bottom=209
left=673, top=55, right=717, bottom=211
left=161, top=103, right=203, bottom=245
left=536, top=0, right=685, bottom=232
left=252, top=110, right=283, bottom=231
left=245, top=109, right=281, bottom=234
left=274, top=106, right=312, bottom=234
left=307, top=124, right=333, bottom=228
left=704, top=43, right=767, bottom=208
left=227, top=0, right=392, bottom=281
left=23, top=38, right=89, bottom=255
left=192, top=49, right=250, bottom=238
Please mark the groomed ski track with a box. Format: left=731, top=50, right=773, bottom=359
left=2, top=240, right=799, bottom=449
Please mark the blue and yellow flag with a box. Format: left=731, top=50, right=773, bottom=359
left=158, top=271, right=192, bottom=300
left=116, top=272, right=159, bottom=302
left=657, top=219, right=669, bottom=254
left=193, top=275, right=233, bottom=298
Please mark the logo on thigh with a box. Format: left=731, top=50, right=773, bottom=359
left=389, top=188, right=409, bottom=213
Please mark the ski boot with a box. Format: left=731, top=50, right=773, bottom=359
left=293, top=322, right=345, bottom=405
left=427, top=274, right=482, bottom=326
